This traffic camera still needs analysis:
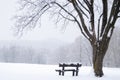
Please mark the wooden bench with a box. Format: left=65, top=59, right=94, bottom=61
left=55, top=63, right=82, bottom=76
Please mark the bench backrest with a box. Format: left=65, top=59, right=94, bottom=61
left=59, top=63, right=82, bottom=67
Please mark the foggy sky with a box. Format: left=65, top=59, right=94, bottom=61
left=0, top=0, right=80, bottom=43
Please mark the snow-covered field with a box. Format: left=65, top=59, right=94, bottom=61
left=0, top=63, right=120, bottom=80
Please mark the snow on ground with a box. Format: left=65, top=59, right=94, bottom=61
left=0, top=63, right=120, bottom=80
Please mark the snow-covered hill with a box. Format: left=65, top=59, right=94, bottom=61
left=0, top=63, right=120, bottom=80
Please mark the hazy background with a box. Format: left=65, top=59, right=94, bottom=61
left=0, top=0, right=120, bottom=68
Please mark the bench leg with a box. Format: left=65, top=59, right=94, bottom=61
left=76, top=71, right=78, bottom=76
left=72, top=71, right=75, bottom=76
left=62, top=71, right=64, bottom=76
left=59, top=71, right=61, bottom=75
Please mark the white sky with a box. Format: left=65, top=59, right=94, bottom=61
left=0, top=0, right=80, bottom=43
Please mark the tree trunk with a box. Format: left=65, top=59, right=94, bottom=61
left=93, top=47, right=105, bottom=77
left=93, top=56, right=104, bottom=77
left=92, top=40, right=108, bottom=77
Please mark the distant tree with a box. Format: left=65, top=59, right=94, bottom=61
left=14, top=0, right=120, bottom=77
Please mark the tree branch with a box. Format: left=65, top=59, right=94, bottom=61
left=52, top=1, right=91, bottom=41
left=22, top=0, right=37, bottom=6
left=71, top=0, right=93, bottom=40
left=104, top=0, right=120, bottom=35
left=100, top=0, right=108, bottom=37
left=77, top=0, right=90, bottom=14
left=83, top=0, right=91, bottom=10
left=98, top=13, right=103, bottom=41
left=59, top=13, right=75, bottom=22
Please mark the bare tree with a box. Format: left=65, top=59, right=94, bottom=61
left=14, top=0, right=120, bottom=77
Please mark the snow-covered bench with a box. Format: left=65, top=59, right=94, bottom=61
left=55, top=63, right=82, bottom=76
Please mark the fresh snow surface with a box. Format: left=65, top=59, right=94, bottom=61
left=0, top=63, right=120, bottom=80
